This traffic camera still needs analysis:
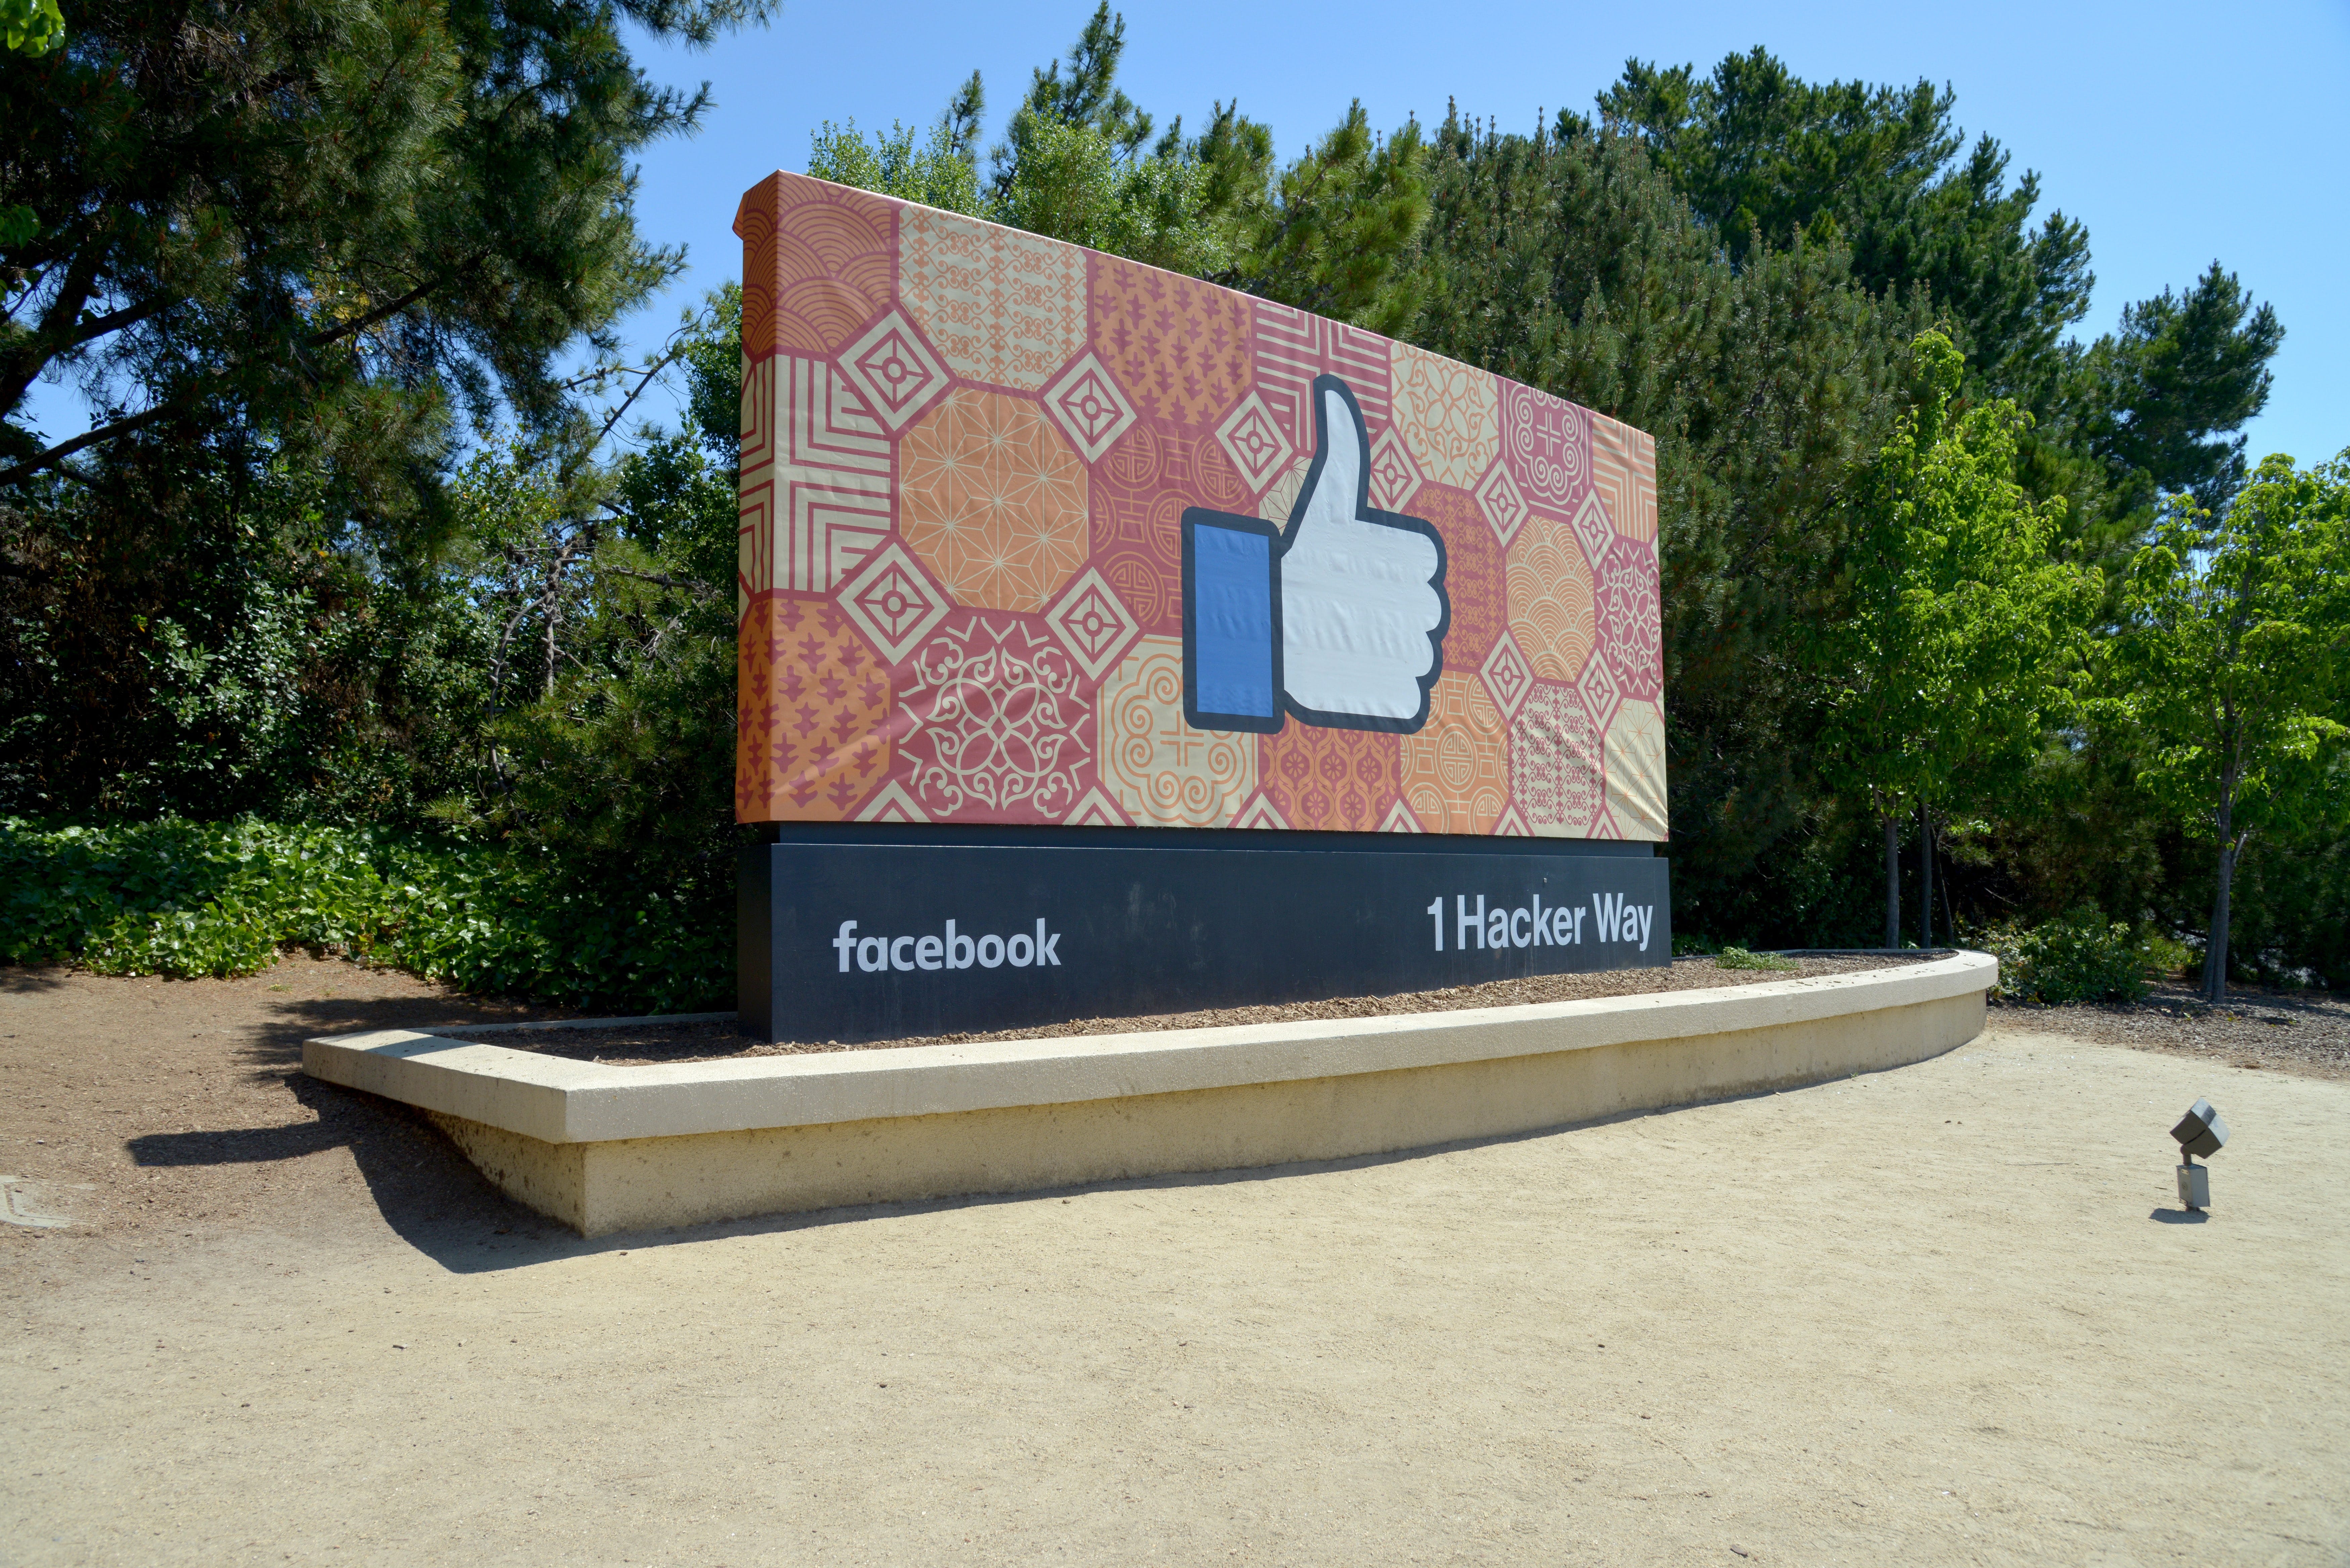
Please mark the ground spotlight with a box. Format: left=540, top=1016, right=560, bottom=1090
left=2170, top=1098, right=2228, bottom=1211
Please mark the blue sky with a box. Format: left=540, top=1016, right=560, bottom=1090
left=15, top=0, right=2343, bottom=471
left=608, top=0, right=2347, bottom=469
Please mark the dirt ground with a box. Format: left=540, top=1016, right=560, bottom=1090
left=4, top=956, right=2347, bottom=1566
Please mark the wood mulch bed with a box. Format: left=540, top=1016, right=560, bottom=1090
left=447, top=953, right=1938, bottom=1066
left=1991, top=978, right=2350, bottom=1081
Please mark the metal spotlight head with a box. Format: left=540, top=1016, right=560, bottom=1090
left=2171, top=1098, right=2229, bottom=1161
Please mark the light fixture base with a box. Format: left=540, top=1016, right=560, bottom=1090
left=2177, top=1162, right=2211, bottom=1211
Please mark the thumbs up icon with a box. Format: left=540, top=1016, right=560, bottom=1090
left=1182, top=376, right=1451, bottom=733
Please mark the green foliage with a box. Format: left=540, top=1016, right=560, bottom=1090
left=1975, top=910, right=2152, bottom=1005
left=1596, top=48, right=2093, bottom=407
left=1, top=0, right=773, bottom=498
left=2074, top=262, right=2285, bottom=511
left=0, top=816, right=728, bottom=1010
left=0, top=0, right=62, bottom=247
left=811, top=8, right=1428, bottom=332
left=0, top=450, right=495, bottom=820
left=1596, top=47, right=2284, bottom=555
left=1714, top=946, right=1797, bottom=972
left=1, top=0, right=62, bottom=56
left=1410, top=111, right=1921, bottom=941
left=808, top=118, right=982, bottom=216
left=1818, top=331, right=2100, bottom=832
left=1206, top=103, right=1429, bottom=338
left=2101, top=451, right=2350, bottom=997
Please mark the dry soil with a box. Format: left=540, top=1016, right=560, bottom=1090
left=3, top=956, right=2346, bottom=1566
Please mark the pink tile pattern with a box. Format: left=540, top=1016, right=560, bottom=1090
left=1510, top=682, right=1601, bottom=837
left=1502, top=379, right=1591, bottom=510
left=735, top=170, right=1665, bottom=839
left=898, top=612, right=1090, bottom=821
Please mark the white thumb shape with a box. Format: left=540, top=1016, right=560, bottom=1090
left=1279, top=381, right=1446, bottom=726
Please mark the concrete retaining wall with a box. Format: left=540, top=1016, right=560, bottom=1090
left=304, top=954, right=1993, bottom=1236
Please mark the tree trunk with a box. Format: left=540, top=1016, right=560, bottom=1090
left=1918, top=803, right=1935, bottom=949
left=2204, top=778, right=2237, bottom=1004
left=2205, top=843, right=2237, bottom=1004
left=1883, top=814, right=1901, bottom=949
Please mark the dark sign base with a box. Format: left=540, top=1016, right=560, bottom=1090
left=740, top=823, right=1671, bottom=1045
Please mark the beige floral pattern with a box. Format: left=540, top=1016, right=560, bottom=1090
left=898, top=207, right=1086, bottom=391
left=1389, top=341, right=1499, bottom=489
left=1097, top=637, right=1255, bottom=827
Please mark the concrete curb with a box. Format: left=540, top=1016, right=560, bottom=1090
left=306, top=954, right=1993, bottom=1143
left=303, top=954, right=1995, bottom=1234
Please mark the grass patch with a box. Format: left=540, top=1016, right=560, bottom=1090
left=1714, top=945, right=1798, bottom=972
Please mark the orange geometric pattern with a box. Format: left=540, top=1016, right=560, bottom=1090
left=736, top=591, right=892, bottom=821
left=1409, top=484, right=1506, bottom=667
left=1389, top=341, right=1499, bottom=490
left=1592, top=413, right=1658, bottom=544
left=1089, top=263, right=1253, bottom=428
left=1510, top=681, right=1601, bottom=837
left=1501, top=378, right=1590, bottom=510
left=1400, top=673, right=1508, bottom=835
left=734, top=175, right=894, bottom=360
left=897, top=612, right=1091, bottom=821
left=900, top=389, right=1089, bottom=612
left=897, top=207, right=1087, bottom=392
left=1506, top=506, right=1598, bottom=681
left=1088, top=419, right=1248, bottom=634
left=1260, top=724, right=1400, bottom=833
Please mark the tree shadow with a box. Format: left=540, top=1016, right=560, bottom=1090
left=227, top=985, right=583, bottom=1079
left=1, top=963, right=76, bottom=996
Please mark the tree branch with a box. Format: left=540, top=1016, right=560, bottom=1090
left=0, top=267, right=472, bottom=489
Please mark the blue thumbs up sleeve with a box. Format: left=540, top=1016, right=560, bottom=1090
left=1181, top=512, right=1281, bottom=731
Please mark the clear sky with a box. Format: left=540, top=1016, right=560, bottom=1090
left=610, top=0, right=2347, bottom=470
left=14, top=0, right=2343, bottom=471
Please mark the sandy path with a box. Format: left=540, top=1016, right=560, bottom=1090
left=4, top=975, right=2347, bottom=1564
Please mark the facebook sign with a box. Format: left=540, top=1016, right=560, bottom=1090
left=741, top=827, right=1668, bottom=1043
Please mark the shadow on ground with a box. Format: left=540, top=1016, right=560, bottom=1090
left=132, top=1052, right=1979, bottom=1279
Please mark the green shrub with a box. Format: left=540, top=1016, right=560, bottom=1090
left=1715, top=945, right=1797, bottom=972
left=0, top=817, right=729, bottom=1013
left=1974, top=909, right=2152, bottom=1004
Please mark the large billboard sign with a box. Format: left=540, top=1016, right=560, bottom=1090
left=733, top=172, right=1666, bottom=842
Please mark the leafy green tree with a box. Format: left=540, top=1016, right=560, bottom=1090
left=0, top=0, right=63, bottom=247
left=1410, top=111, right=1924, bottom=940
left=1202, top=103, right=1427, bottom=338
left=0, top=446, right=496, bottom=820
left=0, top=0, right=62, bottom=56
left=2074, top=262, right=2284, bottom=512
left=810, top=6, right=1427, bottom=331
left=1595, top=48, right=2091, bottom=408
left=1817, top=332, right=2100, bottom=946
left=1592, top=48, right=2287, bottom=572
left=807, top=117, right=983, bottom=216
left=1, top=0, right=773, bottom=494
left=2104, top=452, right=2350, bottom=1000
left=436, top=292, right=745, bottom=887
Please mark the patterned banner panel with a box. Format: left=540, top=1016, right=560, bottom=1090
left=735, top=172, right=1666, bottom=841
